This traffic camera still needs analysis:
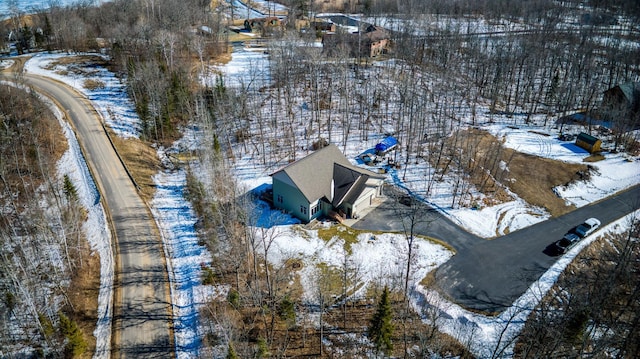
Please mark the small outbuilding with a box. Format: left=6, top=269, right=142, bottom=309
left=575, top=132, right=602, bottom=153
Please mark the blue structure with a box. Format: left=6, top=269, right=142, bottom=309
left=375, top=136, right=398, bottom=154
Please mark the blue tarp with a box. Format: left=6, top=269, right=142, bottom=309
left=375, top=136, right=398, bottom=153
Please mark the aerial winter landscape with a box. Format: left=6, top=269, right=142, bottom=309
left=1, top=0, right=639, bottom=358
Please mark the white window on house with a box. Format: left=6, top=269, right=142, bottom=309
left=311, top=204, right=318, bottom=216
left=300, top=205, right=307, bottom=215
left=277, top=194, right=283, bottom=203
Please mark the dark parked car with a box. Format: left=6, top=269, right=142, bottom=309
left=554, top=232, right=581, bottom=254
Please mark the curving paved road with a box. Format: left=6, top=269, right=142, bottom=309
left=354, top=184, right=640, bottom=314
left=21, top=74, right=174, bottom=358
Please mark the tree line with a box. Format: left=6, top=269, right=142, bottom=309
left=0, top=85, right=91, bottom=357
left=1, top=0, right=639, bottom=357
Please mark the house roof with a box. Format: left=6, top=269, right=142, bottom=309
left=271, top=144, right=384, bottom=204
left=337, top=173, right=371, bottom=207
left=363, top=25, right=389, bottom=42
left=332, top=163, right=369, bottom=207
left=605, top=82, right=640, bottom=106
left=617, top=82, right=640, bottom=103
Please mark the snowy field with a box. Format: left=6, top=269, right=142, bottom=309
left=16, top=34, right=639, bottom=358
left=228, top=0, right=287, bottom=20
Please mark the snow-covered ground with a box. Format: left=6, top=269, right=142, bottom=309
left=0, top=0, right=108, bottom=18
left=150, top=168, right=226, bottom=358
left=212, top=47, right=640, bottom=358
left=18, top=35, right=640, bottom=359
left=250, top=218, right=454, bottom=303
left=227, top=0, right=287, bottom=20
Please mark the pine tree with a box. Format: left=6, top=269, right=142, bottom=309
left=63, top=174, right=78, bottom=202
left=368, top=286, right=394, bottom=356
left=226, top=342, right=238, bottom=359
left=59, top=312, right=87, bottom=357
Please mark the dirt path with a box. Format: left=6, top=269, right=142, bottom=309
left=0, top=55, right=28, bottom=73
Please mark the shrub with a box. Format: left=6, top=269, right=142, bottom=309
left=227, top=289, right=240, bottom=309
left=83, top=79, right=105, bottom=90
left=202, top=266, right=216, bottom=285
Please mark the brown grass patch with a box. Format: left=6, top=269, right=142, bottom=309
left=503, top=148, right=587, bottom=217
left=47, top=55, right=109, bottom=77
left=420, top=270, right=438, bottom=288
left=583, top=153, right=606, bottom=162
left=107, top=131, right=161, bottom=202
left=440, top=129, right=589, bottom=217
left=83, top=79, right=106, bottom=90
left=66, top=245, right=101, bottom=359
left=227, top=31, right=257, bottom=43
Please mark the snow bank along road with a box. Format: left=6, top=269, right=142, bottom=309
left=355, top=184, right=640, bottom=314
left=22, top=75, right=174, bottom=358
left=435, top=184, right=640, bottom=313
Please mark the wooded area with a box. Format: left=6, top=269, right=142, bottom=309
left=0, top=85, right=94, bottom=357
left=1, top=0, right=639, bottom=357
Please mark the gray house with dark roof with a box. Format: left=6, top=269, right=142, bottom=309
left=602, top=82, right=640, bottom=121
left=271, top=144, right=385, bottom=222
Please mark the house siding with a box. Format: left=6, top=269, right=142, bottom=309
left=309, top=199, right=326, bottom=221
left=351, top=186, right=377, bottom=218
left=273, top=177, right=312, bottom=222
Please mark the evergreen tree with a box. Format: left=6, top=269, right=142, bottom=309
left=226, top=342, right=238, bottom=359
left=63, top=174, right=78, bottom=202
left=368, top=286, right=394, bottom=356
left=278, top=295, right=296, bottom=327
left=59, top=312, right=87, bottom=357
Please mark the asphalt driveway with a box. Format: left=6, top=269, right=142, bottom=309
left=352, top=184, right=640, bottom=314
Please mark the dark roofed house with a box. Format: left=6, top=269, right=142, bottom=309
left=244, top=17, right=281, bottom=32
left=271, top=144, right=385, bottom=223
left=575, top=132, right=602, bottom=153
left=311, top=21, right=336, bottom=33
left=322, top=24, right=391, bottom=58
left=602, top=82, right=640, bottom=120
